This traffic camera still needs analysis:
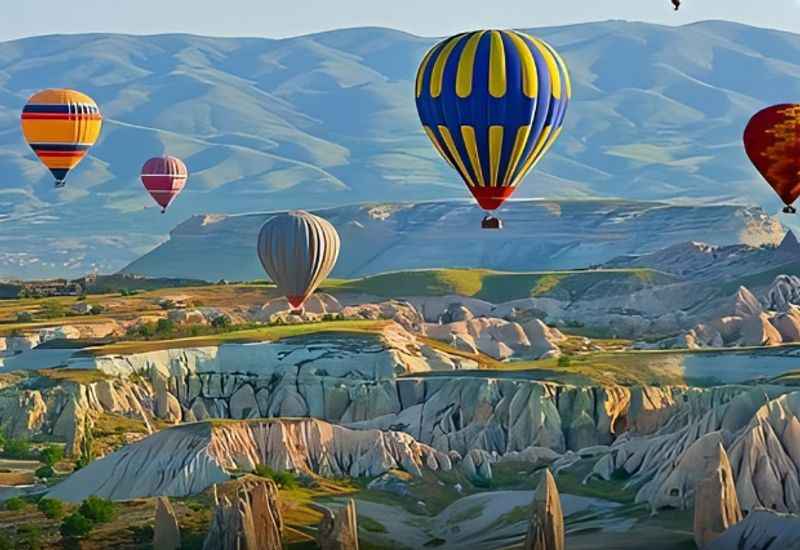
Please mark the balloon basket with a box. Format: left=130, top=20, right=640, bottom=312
left=54, top=181, right=65, bottom=189
left=289, top=308, right=305, bottom=317
left=783, top=206, right=797, bottom=214
left=481, top=215, right=503, bottom=230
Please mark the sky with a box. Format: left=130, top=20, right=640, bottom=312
left=3, top=0, right=800, bottom=41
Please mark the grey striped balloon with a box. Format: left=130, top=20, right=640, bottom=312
left=257, top=210, right=341, bottom=310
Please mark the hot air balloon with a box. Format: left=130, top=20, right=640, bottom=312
left=257, top=211, right=340, bottom=312
left=415, top=30, right=571, bottom=228
left=744, top=104, right=800, bottom=214
left=140, top=156, right=188, bottom=213
left=20, top=89, right=102, bottom=187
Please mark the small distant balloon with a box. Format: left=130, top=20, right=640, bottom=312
left=20, top=89, right=103, bottom=187
left=256, top=211, right=340, bottom=311
left=744, top=104, right=800, bottom=214
left=415, top=30, right=571, bottom=228
left=140, top=156, right=188, bottom=213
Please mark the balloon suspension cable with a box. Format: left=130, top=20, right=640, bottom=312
left=481, top=213, right=503, bottom=230
left=784, top=205, right=797, bottom=214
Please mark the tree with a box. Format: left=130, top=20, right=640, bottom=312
left=253, top=464, right=298, bottom=489
left=34, top=466, right=54, bottom=480
left=155, top=318, right=175, bottom=336
left=78, top=496, right=116, bottom=524
left=39, top=445, right=64, bottom=467
left=2, top=438, right=32, bottom=459
left=17, top=525, right=42, bottom=550
left=211, top=315, right=232, bottom=330
left=37, top=498, right=64, bottom=519
left=5, top=497, right=25, bottom=511
left=75, top=419, right=94, bottom=470
left=60, top=513, right=93, bottom=539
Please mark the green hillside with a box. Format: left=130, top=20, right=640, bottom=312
left=323, top=267, right=678, bottom=303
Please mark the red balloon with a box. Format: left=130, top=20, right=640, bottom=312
left=140, top=156, right=188, bottom=213
left=744, top=104, right=800, bottom=213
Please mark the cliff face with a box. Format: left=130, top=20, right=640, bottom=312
left=123, top=201, right=784, bottom=281
left=46, top=419, right=452, bottom=501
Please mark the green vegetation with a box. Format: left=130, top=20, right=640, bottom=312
left=38, top=445, right=63, bottom=467
left=89, top=319, right=385, bottom=355
left=1, top=438, right=33, bottom=460
left=60, top=512, right=93, bottom=539
left=254, top=464, right=299, bottom=489
left=5, top=497, right=25, bottom=511
left=37, top=497, right=65, bottom=519
left=78, top=496, right=116, bottom=524
left=323, top=268, right=677, bottom=304
left=359, top=516, right=388, bottom=533
left=34, top=466, right=54, bottom=479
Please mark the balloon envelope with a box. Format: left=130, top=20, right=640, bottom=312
left=415, top=30, right=571, bottom=211
left=257, top=211, right=341, bottom=310
left=140, top=156, right=188, bottom=212
left=744, top=104, right=800, bottom=209
left=20, top=89, right=102, bottom=187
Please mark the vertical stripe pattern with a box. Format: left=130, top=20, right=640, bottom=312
left=20, top=89, right=103, bottom=186
left=257, top=211, right=341, bottom=310
left=415, top=30, right=571, bottom=211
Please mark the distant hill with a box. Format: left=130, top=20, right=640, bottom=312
left=122, top=199, right=784, bottom=281
left=2, top=21, right=799, bottom=277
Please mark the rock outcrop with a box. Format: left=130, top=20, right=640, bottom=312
left=707, top=509, right=800, bottom=550
left=424, top=317, right=563, bottom=360
left=524, top=469, right=564, bottom=550
left=203, top=479, right=282, bottom=550
left=766, top=274, right=800, bottom=311
left=317, top=499, right=359, bottom=550
left=47, top=419, right=452, bottom=501
left=693, top=443, right=742, bottom=548
left=153, top=496, right=181, bottom=550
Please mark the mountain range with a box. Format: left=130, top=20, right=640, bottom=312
left=2, top=20, right=800, bottom=278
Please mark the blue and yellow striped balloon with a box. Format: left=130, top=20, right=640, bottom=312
left=415, top=30, right=571, bottom=213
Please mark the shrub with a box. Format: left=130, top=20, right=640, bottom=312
left=155, top=318, right=175, bottom=336
left=0, top=532, right=12, bottom=550
left=78, top=496, right=115, bottom=524
left=211, top=315, right=232, bottom=330
left=60, top=513, right=93, bottom=539
left=34, top=466, right=54, bottom=480
left=15, top=311, right=33, bottom=323
left=253, top=464, right=298, bottom=489
left=2, top=438, right=32, bottom=460
left=37, top=498, right=64, bottom=519
left=17, top=525, right=41, bottom=550
left=39, top=445, right=64, bottom=467
left=89, top=304, right=105, bottom=315
left=557, top=355, right=572, bottom=368
left=5, top=497, right=25, bottom=511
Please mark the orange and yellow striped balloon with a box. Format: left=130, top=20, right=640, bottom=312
left=20, top=89, right=102, bottom=187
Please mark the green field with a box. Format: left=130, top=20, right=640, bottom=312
left=322, top=268, right=678, bottom=303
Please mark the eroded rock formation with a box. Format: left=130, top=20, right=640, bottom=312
left=693, top=443, right=742, bottom=548
left=202, top=478, right=282, bottom=550
left=317, top=499, right=359, bottom=550
left=524, top=469, right=564, bottom=550
left=153, top=496, right=181, bottom=550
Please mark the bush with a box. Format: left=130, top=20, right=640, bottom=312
left=211, top=315, right=232, bottom=330
left=78, top=496, right=115, bottom=524
left=253, top=464, right=298, bottom=489
left=37, top=498, right=64, bottom=519
left=5, top=497, right=25, bottom=511
left=34, top=466, right=54, bottom=480
left=155, top=318, right=175, bottom=336
left=0, top=532, right=12, bottom=550
left=89, top=304, right=105, bottom=315
left=557, top=355, right=572, bottom=368
left=15, top=311, right=33, bottom=323
left=60, top=513, right=93, bottom=539
left=39, top=445, right=64, bottom=467
left=2, top=438, right=32, bottom=460
left=17, top=525, right=42, bottom=550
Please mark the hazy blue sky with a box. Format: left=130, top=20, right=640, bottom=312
left=3, top=0, right=800, bottom=40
